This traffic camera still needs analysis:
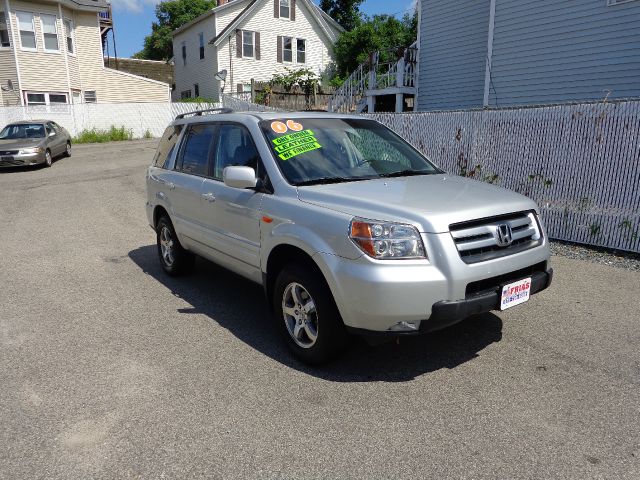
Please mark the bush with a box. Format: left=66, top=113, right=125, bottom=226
left=73, top=126, right=134, bottom=144
left=179, top=96, right=217, bottom=103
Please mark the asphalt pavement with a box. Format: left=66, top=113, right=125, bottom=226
left=1, top=140, right=638, bottom=479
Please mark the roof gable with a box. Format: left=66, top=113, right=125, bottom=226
left=209, top=0, right=343, bottom=46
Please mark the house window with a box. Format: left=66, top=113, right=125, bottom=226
left=242, top=30, right=254, bottom=58
left=296, top=38, right=305, bottom=63
left=194, top=84, right=199, bottom=97
left=63, top=19, right=74, bottom=54
left=17, top=11, right=36, bottom=50
left=41, top=14, right=59, bottom=52
left=198, top=32, right=204, bottom=59
left=279, top=0, right=290, bottom=19
left=181, top=42, right=186, bottom=66
left=25, top=92, right=68, bottom=106
left=84, top=90, right=97, bottom=103
left=181, top=90, right=192, bottom=99
left=0, top=12, right=10, bottom=48
left=282, top=36, right=292, bottom=62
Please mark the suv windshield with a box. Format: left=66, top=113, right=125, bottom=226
left=0, top=124, right=46, bottom=139
left=260, top=118, right=441, bottom=186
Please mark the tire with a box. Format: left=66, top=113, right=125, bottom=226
left=44, top=149, right=52, bottom=167
left=273, top=264, right=349, bottom=365
left=63, top=142, right=71, bottom=158
left=156, top=215, right=194, bottom=276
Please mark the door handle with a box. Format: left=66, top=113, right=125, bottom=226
left=155, top=178, right=175, bottom=190
left=201, top=192, right=216, bottom=202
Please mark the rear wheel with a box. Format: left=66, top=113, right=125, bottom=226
left=64, top=142, right=71, bottom=157
left=156, top=215, right=194, bottom=276
left=44, top=149, right=52, bottom=167
left=273, top=264, right=349, bottom=364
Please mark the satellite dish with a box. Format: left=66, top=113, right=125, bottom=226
left=214, top=69, right=227, bottom=82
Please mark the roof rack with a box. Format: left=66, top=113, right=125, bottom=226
left=175, top=107, right=234, bottom=119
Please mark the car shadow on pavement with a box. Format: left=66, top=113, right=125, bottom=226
left=129, top=245, right=503, bottom=382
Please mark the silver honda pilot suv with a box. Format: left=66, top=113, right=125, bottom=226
left=146, top=109, right=552, bottom=364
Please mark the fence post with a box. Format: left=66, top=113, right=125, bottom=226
left=251, top=79, right=255, bottom=103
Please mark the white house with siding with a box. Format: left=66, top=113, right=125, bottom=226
left=0, top=0, right=170, bottom=107
left=172, top=0, right=342, bottom=101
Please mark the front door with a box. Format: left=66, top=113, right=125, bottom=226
left=45, top=122, right=65, bottom=156
left=199, top=123, right=263, bottom=280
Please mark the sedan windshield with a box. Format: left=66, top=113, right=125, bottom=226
left=0, top=124, right=46, bottom=139
left=260, top=118, right=442, bottom=185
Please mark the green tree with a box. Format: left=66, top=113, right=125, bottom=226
left=134, top=0, right=216, bottom=60
left=320, top=0, right=364, bottom=31
left=332, top=13, right=417, bottom=79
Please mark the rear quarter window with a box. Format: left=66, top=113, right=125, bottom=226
left=153, top=125, right=184, bottom=168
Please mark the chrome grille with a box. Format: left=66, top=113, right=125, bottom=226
left=450, top=211, right=543, bottom=264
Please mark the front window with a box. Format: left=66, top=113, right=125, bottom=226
left=242, top=30, right=254, bottom=58
left=296, top=39, right=305, bottom=63
left=279, top=0, right=290, bottom=19
left=63, top=19, right=74, bottom=54
left=213, top=124, right=260, bottom=179
left=0, top=12, right=10, bottom=48
left=0, top=123, right=46, bottom=139
left=17, top=11, right=36, bottom=50
left=282, top=36, right=292, bottom=62
left=260, top=118, right=441, bottom=186
left=41, top=14, right=59, bottom=52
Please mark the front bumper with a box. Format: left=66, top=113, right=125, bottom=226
left=0, top=152, right=45, bottom=168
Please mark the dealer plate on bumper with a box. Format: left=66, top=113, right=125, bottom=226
left=500, top=277, right=531, bottom=310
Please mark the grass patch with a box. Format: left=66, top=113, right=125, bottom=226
left=73, top=125, right=134, bottom=144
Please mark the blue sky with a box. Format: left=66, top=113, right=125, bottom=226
left=108, top=0, right=416, bottom=58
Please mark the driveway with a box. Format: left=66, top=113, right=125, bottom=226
left=1, top=140, right=638, bottom=479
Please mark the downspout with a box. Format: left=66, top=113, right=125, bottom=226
left=483, top=0, right=496, bottom=108
left=5, top=0, right=23, bottom=105
left=228, top=33, right=233, bottom=96
left=58, top=2, right=72, bottom=104
left=414, top=0, right=421, bottom=111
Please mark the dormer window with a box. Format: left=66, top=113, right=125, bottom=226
left=279, top=0, right=290, bottom=19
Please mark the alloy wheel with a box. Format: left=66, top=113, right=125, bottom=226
left=282, top=282, right=319, bottom=348
left=159, top=225, right=175, bottom=267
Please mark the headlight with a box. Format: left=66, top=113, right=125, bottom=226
left=349, top=218, right=427, bottom=259
left=19, top=147, right=44, bottom=154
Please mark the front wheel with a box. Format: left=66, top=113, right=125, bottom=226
left=273, top=264, right=349, bottom=364
left=156, top=216, right=194, bottom=276
left=44, top=149, right=52, bottom=167
left=64, top=142, right=71, bottom=157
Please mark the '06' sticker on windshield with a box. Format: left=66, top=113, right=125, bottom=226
left=272, top=129, right=322, bottom=161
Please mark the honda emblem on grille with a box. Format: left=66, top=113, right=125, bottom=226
left=495, top=224, right=513, bottom=247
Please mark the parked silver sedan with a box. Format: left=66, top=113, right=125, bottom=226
left=0, top=120, right=72, bottom=168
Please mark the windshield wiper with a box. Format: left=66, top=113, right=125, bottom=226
left=295, top=177, right=358, bottom=186
left=378, top=169, right=436, bottom=178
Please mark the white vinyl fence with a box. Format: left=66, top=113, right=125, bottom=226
left=0, top=102, right=222, bottom=138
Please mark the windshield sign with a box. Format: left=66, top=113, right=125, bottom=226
left=0, top=124, right=46, bottom=139
left=261, top=118, right=441, bottom=186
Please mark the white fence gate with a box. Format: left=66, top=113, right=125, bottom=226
left=0, top=102, right=222, bottom=138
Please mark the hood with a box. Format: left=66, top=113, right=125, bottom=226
left=297, top=174, right=538, bottom=233
left=0, top=138, right=45, bottom=151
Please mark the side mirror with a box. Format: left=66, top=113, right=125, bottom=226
left=223, top=166, right=257, bottom=189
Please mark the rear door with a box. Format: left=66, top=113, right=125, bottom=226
left=164, top=123, right=216, bottom=245
left=45, top=122, right=65, bottom=156
left=199, top=123, right=263, bottom=278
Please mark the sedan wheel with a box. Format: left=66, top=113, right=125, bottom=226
left=44, top=150, right=52, bottom=167
left=64, top=142, right=72, bottom=157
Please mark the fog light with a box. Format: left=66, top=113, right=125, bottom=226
left=388, top=321, right=420, bottom=332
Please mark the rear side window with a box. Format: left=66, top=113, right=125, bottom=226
left=153, top=125, right=184, bottom=168
left=178, top=124, right=216, bottom=176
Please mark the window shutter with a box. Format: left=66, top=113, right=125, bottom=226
left=291, top=0, right=295, bottom=21
left=274, top=0, right=279, bottom=18
left=255, top=32, right=260, bottom=60
left=237, top=83, right=243, bottom=93
left=277, top=35, right=282, bottom=63
left=236, top=29, right=242, bottom=57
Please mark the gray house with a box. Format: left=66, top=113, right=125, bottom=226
left=417, top=0, right=640, bottom=111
